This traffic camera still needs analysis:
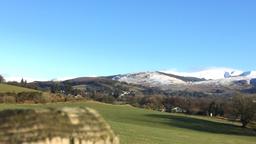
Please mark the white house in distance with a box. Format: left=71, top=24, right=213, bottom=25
left=171, top=107, right=186, bottom=113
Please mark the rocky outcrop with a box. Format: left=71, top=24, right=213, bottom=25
left=0, top=107, right=119, bottom=144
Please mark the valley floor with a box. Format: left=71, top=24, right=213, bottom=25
left=0, top=101, right=255, bottom=144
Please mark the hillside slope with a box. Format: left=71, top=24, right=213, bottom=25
left=0, top=84, right=37, bottom=93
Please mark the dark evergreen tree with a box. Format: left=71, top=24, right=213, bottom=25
left=0, top=75, right=5, bottom=83
left=21, top=78, right=24, bottom=85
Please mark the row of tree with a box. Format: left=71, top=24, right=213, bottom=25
left=0, top=75, right=29, bottom=88
left=126, top=94, right=256, bottom=127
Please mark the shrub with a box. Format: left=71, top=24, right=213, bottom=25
left=2, top=96, right=16, bottom=103
left=16, top=92, right=45, bottom=103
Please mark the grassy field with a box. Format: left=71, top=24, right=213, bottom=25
left=0, top=84, right=37, bottom=93
left=0, top=101, right=255, bottom=144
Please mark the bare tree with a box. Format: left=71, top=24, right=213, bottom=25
left=232, top=94, right=256, bottom=127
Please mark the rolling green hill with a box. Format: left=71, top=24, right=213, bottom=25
left=0, top=84, right=37, bottom=93
left=0, top=101, right=255, bottom=144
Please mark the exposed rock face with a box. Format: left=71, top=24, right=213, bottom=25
left=0, top=107, right=119, bottom=144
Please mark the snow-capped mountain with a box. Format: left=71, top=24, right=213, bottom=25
left=112, top=68, right=256, bottom=90
left=112, top=72, right=186, bottom=88
left=163, top=68, right=256, bottom=87
left=162, top=67, right=245, bottom=80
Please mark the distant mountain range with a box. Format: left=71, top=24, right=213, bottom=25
left=112, top=68, right=256, bottom=90
left=5, top=67, right=256, bottom=96
left=162, top=68, right=256, bottom=80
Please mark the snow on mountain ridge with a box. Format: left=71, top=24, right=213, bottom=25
left=113, top=72, right=186, bottom=87
left=162, top=68, right=245, bottom=80
left=113, top=68, right=256, bottom=89
left=194, top=76, right=253, bottom=86
left=160, top=68, right=256, bottom=87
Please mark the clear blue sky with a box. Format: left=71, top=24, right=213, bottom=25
left=0, top=0, right=255, bottom=80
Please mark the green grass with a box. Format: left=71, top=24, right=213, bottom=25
left=0, top=83, right=37, bottom=93
left=0, top=101, right=255, bottom=144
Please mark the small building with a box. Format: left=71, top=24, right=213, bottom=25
left=171, top=107, right=186, bottom=113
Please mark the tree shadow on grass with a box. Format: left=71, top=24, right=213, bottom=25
left=145, top=114, right=256, bottom=137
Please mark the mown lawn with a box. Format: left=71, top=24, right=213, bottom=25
left=0, top=101, right=255, bottom=144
